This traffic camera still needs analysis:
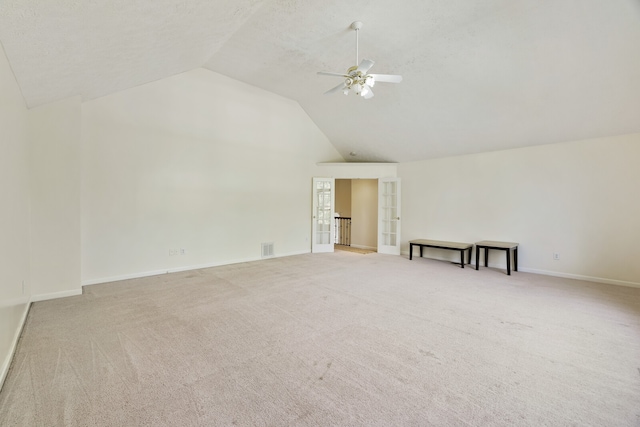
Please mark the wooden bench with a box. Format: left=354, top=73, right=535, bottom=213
left=475, top=240, right=519, bottom=275
left=409, top=239, right=473, bottom=268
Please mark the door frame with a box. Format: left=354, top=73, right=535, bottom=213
left=312, top=163, right=400, bottom=255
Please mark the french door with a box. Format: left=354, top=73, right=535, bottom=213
left=378, top=177, right=401, bottom=255
left=311, top=177, right=335, bottom=253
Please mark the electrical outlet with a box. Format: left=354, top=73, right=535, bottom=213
left=553, top=253, right=560, bottom=260
left=169, top=249, right=177, bottom=256
left=180, top=248, right=186, bottom=255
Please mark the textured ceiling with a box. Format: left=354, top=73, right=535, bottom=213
left=1, top=0, right=639, bottom=162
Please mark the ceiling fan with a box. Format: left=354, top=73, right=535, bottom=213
left=318, top=21, right=402, bottom=99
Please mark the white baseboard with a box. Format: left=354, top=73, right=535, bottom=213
left=401, top=250, right=640, bottom=289
left=518, top=267, right=640, bottom=288
left=82, top=250, right=311, bottom=286
left=31, top=288, right=83, bottom=302
left=0, top=300, right=31, bottom=393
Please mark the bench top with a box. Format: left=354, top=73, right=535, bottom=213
left=475, top=240, right=518, bottom=249
left=409, top=239, right=473, bottom=250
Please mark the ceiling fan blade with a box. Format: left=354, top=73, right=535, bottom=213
left=363, top=87, right=374, bottom=99
left=356, top=59, right=375, bottom=74
left=318, top=71, right=350, bottom=78
left=324, top=82, right=347, bottom=95
left=369, top=73, right=402, bottom=83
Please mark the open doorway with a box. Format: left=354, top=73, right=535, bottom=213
left=334, top=179, right=378, bottom=253
left=312, top=163, right=400, bottom=255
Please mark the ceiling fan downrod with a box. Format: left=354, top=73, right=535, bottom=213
left=351, top=21, right=363, bottom=66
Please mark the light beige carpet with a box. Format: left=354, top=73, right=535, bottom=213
left=1, top=252, right=639, bottom=426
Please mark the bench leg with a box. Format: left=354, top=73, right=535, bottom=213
left=506, top=249, right=511, bottom=275
left=514, top=247, right=518, bottom=271
left=410, top=244, right=413, bottom=260
left=475, top=247, right=480, bottom=270
left=484, top=248, right=489, bottom=267
left=460, top=249, right=464, bottom=268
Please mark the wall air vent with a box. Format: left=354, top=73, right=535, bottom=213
left=261, top=242, right=274, bottom=258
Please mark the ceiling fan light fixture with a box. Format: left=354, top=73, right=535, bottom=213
left=365, top=75, right=375, bottom=87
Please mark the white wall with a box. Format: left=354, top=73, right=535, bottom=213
left=0, top=43, right=31, bottom=387
left=335, top=179, right=352, bottom=218
left=81, top=68, right=342, bottom=284
left=399, top=133, right=640, bottom=286
left=28, top=97, right=82, bottom=300
left=351, top=179, right=378, bottom=250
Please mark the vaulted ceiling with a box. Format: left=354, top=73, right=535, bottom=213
left=1, top=0, right=639, bottom=162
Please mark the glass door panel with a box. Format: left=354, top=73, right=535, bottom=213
left=312, top=177, right=335, bottom=253
left=378, top=178, right=401, bottom=255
